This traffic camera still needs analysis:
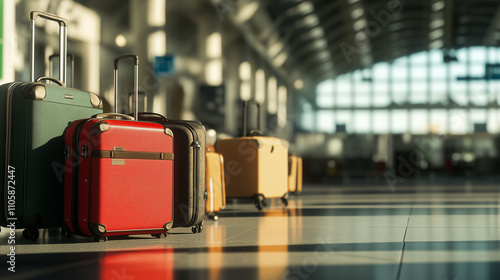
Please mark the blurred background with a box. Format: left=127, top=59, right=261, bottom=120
left=3, top=0, right=500, bottom=184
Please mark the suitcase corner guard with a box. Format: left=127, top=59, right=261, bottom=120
left=22, top=83, right=47, bottom=100
left=164, top=222, right=173, bottom=231
left=165, top=127, right=173, bottom=137
left=89, top=222, right=107, bottom=235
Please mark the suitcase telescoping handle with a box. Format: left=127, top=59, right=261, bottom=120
left=49, top=53, right=74, bottom=87
left=242, top=100, right=261, bottom=137
left=30, top=11, right=68, bottom=85
left=114, top=55, right=139, bottom=120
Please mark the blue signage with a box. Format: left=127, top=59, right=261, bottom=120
left=485, top=63, right=500, bottom=80
left=154, top=55, right=175, bottom=76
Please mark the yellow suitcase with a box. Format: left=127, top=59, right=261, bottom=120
left=206, top=145, right=226, bottom=220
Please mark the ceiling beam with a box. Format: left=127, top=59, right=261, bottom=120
left=483, top=3, right=500, bottom=45
left=443, top=0, right=455, bottom=50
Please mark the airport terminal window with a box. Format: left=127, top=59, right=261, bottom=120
left=316, top=79, right=335, bottom=107
left=488, top=47, right=500, bottom=62
left=469, top=64, right=484, bottom=77
left=410, top=110, right=428, bottom=134
left=410, top=51, right=428, bottom=65
left=471, top=109, right=487, bottom=130
left=430, top=80, right=446, bottom=103
left=336, top=75, right=352, bottom=107
left=430, top=110, right=447, bottom=133
left=316, top=110, right=335, bottom=133
left=392, top=82, right=408, bottom=104
left=449, top=109, right=468, bottom=134
left=430, top=64, right=446, bottom=79
left=392, top=63, right=408, bottom=80
left=470, top=81, right=488, bottom=106
left=336, top=110, right=351, bottom=132
left=373, top=63, right=389, bottom=80
left=456, top=48, right=468, bottom=62
left=353, top=110, right=370, bottom=133
left=490, top=82, right=500, bottom=103
left=300, top=103, right=315, bottom=131
left=469, top=47, right=486, bottom=62
left=391, top=110, right=408, bottom=133
left=411, top=65, right=428, bottom=80
left=488, top=111, right=499, bottom=132
left=372, top=111, right=389, bottom=134
left=429, top=50, right=443, bottom=64
left=309, top=46, right=500, bottom=134
left=354, top=78, right=371, bottom=107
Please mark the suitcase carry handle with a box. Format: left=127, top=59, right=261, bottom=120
left=35, top=76, right=65, bottom=87
left=136, top=112, right=168, bottom=121
left=242, top=100, right=261, bottom=137
left=30, top=11, right=68, bottom=85
left=93, top=113, right=135, bottom=121
left=114, top=55, right=139, bottom=120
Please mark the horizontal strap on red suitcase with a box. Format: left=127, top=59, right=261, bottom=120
left=92, top=150, right=174, bottom=160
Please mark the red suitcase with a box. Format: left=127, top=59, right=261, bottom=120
left=63, top=55, right=174, bottom=241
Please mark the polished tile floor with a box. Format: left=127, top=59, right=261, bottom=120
left=1, top=181, right=500, bottom=280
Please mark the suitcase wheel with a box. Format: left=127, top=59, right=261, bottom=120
left=208, top=213, right=219, bottom=221
left=60, top=228, right=72, bottom=239
left=191, top=223, right=204, bottom=234
left=253, top=194, right=267, bottom=211
left=93, top=236, right=108, bottom=242
left=281, top=193, right=289, bottom=207
left=22, top=228, right=39, bottom=241
left=151, top=233, right=167, bottom=239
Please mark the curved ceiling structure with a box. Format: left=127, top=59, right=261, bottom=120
left=264, top=0, right=500, bottom=85
left=74, top=0, right=500, bottom=89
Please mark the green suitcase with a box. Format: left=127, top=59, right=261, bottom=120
left=0, top=12, right=102, bottom=240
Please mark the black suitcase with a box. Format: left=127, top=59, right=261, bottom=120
left=135, top=113, right=206, bottom=233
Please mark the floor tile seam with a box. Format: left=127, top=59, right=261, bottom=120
left=221, top=226, right=259, bottom=242
left=395, top=223, right=410, bottom=280
left=395, top=241, right=406, bottom=280
left=406, top=226, right=500, bottom=229
left=396, top=208, right=412, bottom=279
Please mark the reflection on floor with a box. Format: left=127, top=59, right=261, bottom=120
left=1, top=182, right=500, bottom=280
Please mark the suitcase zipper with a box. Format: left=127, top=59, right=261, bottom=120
left=70, top=119, right=91, bottom=235
left=3, top=83, right=21, bottom=223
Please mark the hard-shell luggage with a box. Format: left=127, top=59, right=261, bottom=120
left=288, top=154, right=303, bottom=194
left=63, top=55, right=174, bottom=242
left=215, top=100, right=288, bottom=210
left=0, top=12, right=103, bottom=240
left=206, top=145, right=226, bottom=220
left=135, top=112, right=206, bottom=233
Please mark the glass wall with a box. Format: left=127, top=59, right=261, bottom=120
left=306, top=47, right=500, bottom=134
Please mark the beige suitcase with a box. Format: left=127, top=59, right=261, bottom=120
left=215, top=101, right=288, bottom=210
left=206, top=145, right=226, bottom=220
left=288, top=155, right=303, bottom=194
